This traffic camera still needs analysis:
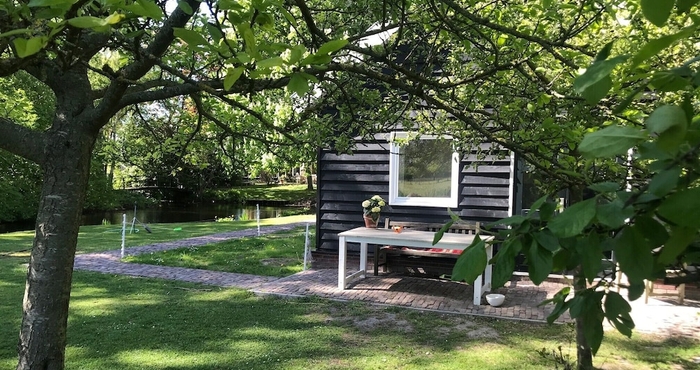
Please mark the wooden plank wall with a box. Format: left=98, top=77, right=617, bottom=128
left=316, top=139, right=516, bottom=252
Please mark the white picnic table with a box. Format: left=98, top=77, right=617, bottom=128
left=337, top=227, right=493, bottom=306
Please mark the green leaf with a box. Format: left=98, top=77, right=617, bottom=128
left=287, top=72, right=310, bottom=96
left=596, top=200, right=634, bottom=229
left=104, top=12, right=125, bottom=25
left=579, top=125, right=647, bottom=158
left=658, top=226, right=697, bottom=264
left=633, top=215, right=669, bottom=248
left=545, top=288, right=571, bottom=324
left=604, top=291, right=635, bottom=337
left=582, top=294, right=605, bottom=355
left=317, top=39, right=348, bottom=55
left=138, top=0, right=163, bottom=20
left=0, top=29, right=33, bottom=38
left=595, top=41, right=614, bottom=62
left=533, top=230, right=559, bottom=252
left=300, top=53, right=332, bottom=65
left=451, top=237, right=487, bottom=284
left=648, top=166, right=681, bottom=198
left=588, top=182, right=619, bottom=193
left=256, top=56, right=284, bottom=69
left=614, top=227, right=653, bottom=282
left=433, top=220, right=455, bottom=245
left=578, top=233, right=603, bottom=283
left=646, top=104, right=687, bottom=135
left=581, top=75, right=612, bottom=104
left=237, top=23, right=259, bottom=59
left=631, top=26, right=696, bottom=69
left=489, top=215, right=527, bottom=227
left=641, top=0, right=675, bottom=26
left=174, top=28, right=208, bottom=47
left=206, top=23, right=223, bottom=44
left=646, top=105, right=688, bottom=152
left=491, top=238, right=522, bottom=288
left=27, top=0, right=72, bottom=7
left=287, top=45, right=306, bottom=64
left=628, top=281, right=645, bottom=301
left=677, top=0, right=700, bottom=13
left=223, top=66, right=244, bottom=91
left=527, top=240, right=553, bottom=285
left=548, top=198, right=597, bottom=238
left=13, top=37, right=45, bottom=58
left=650, top=71, right=691, bottom=92
left=573, top=55, right=628, bottom=94
left=657, top=187, right=700, bottom=228
left=177, top=0, right=193, bottom=15
left=68, top=16, right=109, bottom=28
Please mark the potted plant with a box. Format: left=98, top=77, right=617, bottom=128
left=362, top=195, right=386, bottom=228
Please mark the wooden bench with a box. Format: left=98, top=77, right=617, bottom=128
left=373, top=218, right=480, bottom=276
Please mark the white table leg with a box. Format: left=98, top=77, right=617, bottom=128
left=473, top=275, right=482, bottom=306
left=359, top=241, right=368, bottom=278
left=484, top=243, right=493, bottom=292
left=338, top=235, right=347, bottom=290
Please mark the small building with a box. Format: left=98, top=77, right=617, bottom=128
left=312, top=129, right=524, bottom=274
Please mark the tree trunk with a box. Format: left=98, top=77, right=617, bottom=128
left=16, top=129, right=95, bottom=370
left=568, top=185, right=593, bottom=370
left=574, top=268, right=593, bottom=370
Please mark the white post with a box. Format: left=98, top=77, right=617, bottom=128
left=121, top=213, right=126, bottom=259
left=256, top=203, right=261, bottom=236
left=303, top=222, right=310, bottom=271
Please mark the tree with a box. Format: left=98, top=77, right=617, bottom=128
left=0, top=0, right=375, bottom=367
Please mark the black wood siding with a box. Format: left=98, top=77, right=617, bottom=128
left=316, top=138, right=515, bottom=252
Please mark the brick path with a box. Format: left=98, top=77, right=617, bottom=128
left=73, top=224, right=700, bottom=338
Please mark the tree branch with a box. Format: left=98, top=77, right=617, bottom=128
left=0, top=117, right=45, bottom=164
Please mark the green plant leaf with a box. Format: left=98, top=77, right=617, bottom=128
left=604, top=291, right=634, bottom=337
left=628, top=281, right=645, bottom=301
left=13, top=37, right=45, bottom=58
left=631, top=26, right=696, bottom=69
left=287, top=45, right=306, bottom=64
left=588, top=182, right=619, bottom=193
left=287, top=73, right=310, bottom=96
left=138, top=0, right=163, bottom=20
left=657, top=187, right=700, bottom=228
left=641, top=0, right=675, bottom=26
left=582, top=293, right=605, bottom=354
left=527, top=240, right=553, bottom=285
left=174, top=28, right=208, bottom=46
left=451, top=237, right=487, bottom=284
left=256, top=56, right=284, bottom=69
left=317, top=39, right=348, bottom=55
left=433, top=220, right=454, bottom=245
left=645, top=105, right=688, bottom=152
left=547, top=198, right=597, bottom=238
left=581, top=75, right=612, bottom=104
left=677, top=0, right=700, bottom=13
left=648, top=166, right=681, bottom=197
left=658, top=226, right=697, bottom=264
left=614, top=227, right=653, bottom=282
left=533, top=230, right=559, bottom=252
left=0, top=29, right=32, bottom=38
left=596, top=200, right=634, bottom=229
left=177, top=0, right=193, bottom=14
left=579, top=125, right=647, bottom=158
left=578, top=233, right=603, bottom=283
left=491, top=238, right=522, bottom=288
left=573, top=55, right=628, bottom=94
left=27, top=0, right=72, bottom=7
left=223, top=66, right=244, bottom=91
left=68, top=16, right=109, bottom=28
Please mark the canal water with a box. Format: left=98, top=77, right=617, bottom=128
left=0, top=203, right=300, bottom=233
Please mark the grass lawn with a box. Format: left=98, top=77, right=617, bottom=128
left=123, top=226, right=313, bottom=277
left=1, top=218, right=699, bottom=369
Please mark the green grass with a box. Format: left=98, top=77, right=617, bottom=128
left=1, top=219, right=699, bottom=369
left=124, top=227, right=313, bottom=277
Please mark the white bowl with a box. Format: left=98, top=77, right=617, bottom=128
left=486, top=294, right=505, bottom=307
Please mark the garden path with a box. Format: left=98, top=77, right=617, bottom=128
left=73, top=223, right=700, bottom=339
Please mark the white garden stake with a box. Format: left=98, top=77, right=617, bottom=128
left=303, top=222, right=310, bottom=271
left=256, top=203, right=261, bottom=236
left=121, top=213, right=126, bottom=259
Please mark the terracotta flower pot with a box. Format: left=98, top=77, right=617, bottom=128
left=363, top=215, right=379, bottom=228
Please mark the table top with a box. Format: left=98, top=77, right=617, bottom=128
left=338, top=227, right=491, bottom=250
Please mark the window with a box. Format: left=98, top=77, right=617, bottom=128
left=389, top=133, right=460, bottom=207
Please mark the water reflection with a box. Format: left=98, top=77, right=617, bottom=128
left=0, top=204, right=300, bottom=233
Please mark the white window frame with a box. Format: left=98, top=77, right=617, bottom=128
left=388, top=133, right=460, bottom=208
